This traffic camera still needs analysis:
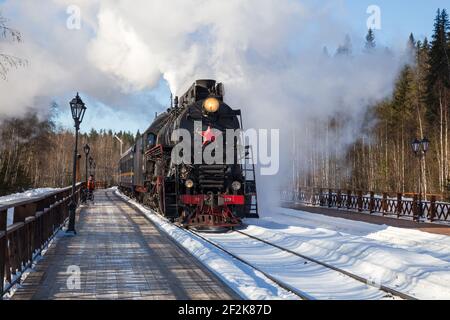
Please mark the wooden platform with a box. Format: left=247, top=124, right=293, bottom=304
left=11, top=190, right=238, bottom=300
left=287, top=204, right=450, bottom=236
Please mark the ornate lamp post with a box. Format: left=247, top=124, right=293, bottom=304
left=82, top=144, right=90, bottom=203
left=89, top=156, right=94, bottom=175
left=67, top=93, right=86, bottom=235
left=93, top=161, right=97, bottom=177
left=83, top=144, right=90, bottom=184
left=411, top=137, right=430, bottom=218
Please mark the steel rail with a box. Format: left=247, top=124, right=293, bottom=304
left=185, top=228, right=312, bottom=300
left=235, top=229, right=418, bottom=300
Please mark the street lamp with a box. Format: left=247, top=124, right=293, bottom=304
left=411, top=139, right=421, bottom=154
left=67, top=93, right=86, bottom=235
left=411, top=137, right=430, bottom=219
left=89, top=156, right=94, bottom=175
left=83, top=144, right=90, bottom=183
left=83, top=144, right=90, bottom=204
left=422, top=138, right=430, bottom=153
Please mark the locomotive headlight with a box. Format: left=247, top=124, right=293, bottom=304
left=231, top=181, right=241, bottom=191
left=185, top=179, right=194, bottom=189
left=203, top=97, right=220, bottom=113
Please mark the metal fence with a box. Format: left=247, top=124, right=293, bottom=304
left=281, top=188, right=450, bottom=222
left=0, top=184, right=84, bottom=298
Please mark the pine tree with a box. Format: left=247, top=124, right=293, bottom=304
left=428, top=9, right=450, bottom=93
left=365, top=28, right=376, bottom=52
left=336, top=34, right=352, bottom=56
left=406, top=33, right=417, bottom=62
left=427, top=8, right=450, bottom=192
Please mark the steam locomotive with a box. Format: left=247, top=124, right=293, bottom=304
left=118, top=79, right=259, bottom=229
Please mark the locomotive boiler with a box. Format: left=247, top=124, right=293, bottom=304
left=119, top=79, right=258, bottom=229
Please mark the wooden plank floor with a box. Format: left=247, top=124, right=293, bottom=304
left=12, top=190, right=238, bottom=300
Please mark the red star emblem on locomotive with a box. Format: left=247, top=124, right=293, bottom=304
left=197, top=126, right=220, bottom=145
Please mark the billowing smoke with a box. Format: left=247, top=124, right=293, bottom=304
left=0, top=0, right=405, bottom=213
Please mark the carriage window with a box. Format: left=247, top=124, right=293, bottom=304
left=147, top=133, right=156, bottom=147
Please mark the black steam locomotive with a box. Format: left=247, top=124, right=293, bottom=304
left=119, top=79, right=258, bottom=229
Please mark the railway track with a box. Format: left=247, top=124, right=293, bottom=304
left=231, top=228, right=417, bottom=300
left=186, top=228, right=312, bottom=300
left=116, top=190, right=417, bottom=300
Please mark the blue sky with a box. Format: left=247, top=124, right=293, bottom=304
left=1, top=1, right=447, bottom=134
left=343, top=0, right=444, bottom=43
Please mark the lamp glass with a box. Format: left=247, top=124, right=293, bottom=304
left=411, top=139, right=420, bottom=153
left=84, top=144, right=90, bottom=155
left=421, top=138, right=430, bottom=153
left=70, top=93, right=86, bottom=122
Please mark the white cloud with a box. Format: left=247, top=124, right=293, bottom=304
left=0, top=0, right=407, bottom=205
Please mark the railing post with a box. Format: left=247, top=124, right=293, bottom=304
left=382, top=192, right=388, bottom=215
left=397, top=193, right=403, bottom=218
left=412, top=194, right=419, bottom=222
left=369, top=191, right=375, bottom=213
left=357, top=190, right=363, bottom=212
left=337, top=190, right=342, bottom=208
left=319, top=188, right=324, bottom=206
left=328, top=189, right=332, bottom=207
left=311, top=188, right=316, bottom=206
left=347, top=190, right=352, bottom=209
left=430, top=196, right=437, bottom=222
left=297, top=188, right=301, bottom=203
left=0, top=209, right=6, bottom=298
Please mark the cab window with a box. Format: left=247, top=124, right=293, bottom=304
left=147, top=133, right=156, bottom=148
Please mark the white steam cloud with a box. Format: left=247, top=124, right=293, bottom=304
left=0, top=0, right=406, bottom=212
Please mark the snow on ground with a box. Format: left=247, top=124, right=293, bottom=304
left=242, top=208, right=450, bottom=300
left=0, top=188, right=60, bottom=227
left=115, top=188, right=450, bottom=300
left=114, top=189, right=298, bottom=300
left=201, top=230, right=394, bottom=300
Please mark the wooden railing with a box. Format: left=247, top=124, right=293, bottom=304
left=0, top=183, right=84, bottom=298
left=281, top=188, right=450, bottom=222
left=95, top=181, right=108, bottom=189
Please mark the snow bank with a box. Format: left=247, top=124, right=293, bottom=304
left=0, top=188, right=59, bottom=204
left=248, top=209, right=450, bottom=300
left=115, top=190, right=298, bottom=300
left=202, top=230, right=392, bottom=300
